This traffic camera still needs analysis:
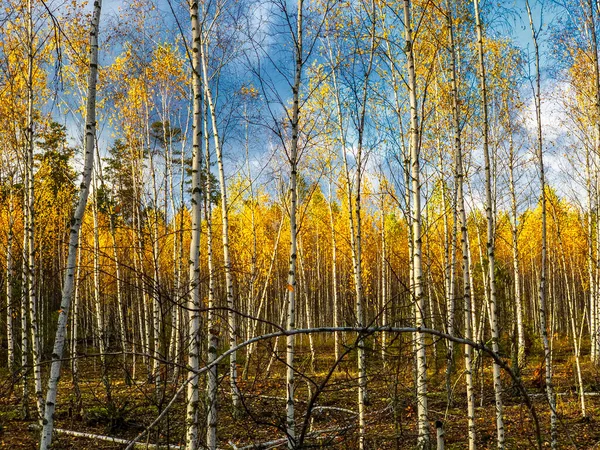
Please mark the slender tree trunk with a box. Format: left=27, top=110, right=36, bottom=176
left=71, top=233, right=82, bottom=410
left=298, top=242, right=316, bottom=370
left=186, top=1, right=203, bottom=447
left=587, top=0, right=600, bottom=366
left=200, top=38, right=241, bottom=411
left=380, top=186, right=388, bottom=364
left=285, top=2, right=303, bottom=445
left=148, top=143, right=162, bottom=397
left=568, top=257, right=586, bottom=417
left=327, top=181, right=341, bottom=362
left=21, top=229, right=29, bottom=420
left=205, top=98, right=218, bottom=450
left=506, top=102, right=525, bottom=369
left=244, top=111, right=258, bottom=367
left=525, top=2, right=557, bottom=447
left=108, top=200, right=128, bottom=381
left=5, top=192, right=15, bottom=373
left=554, top=212, right=586, bottom=418
left=446, top=3, right=475, bottom=446
left=586, top=149, right=597, bottom=363
left=39, top=1, right=102, bottom=446
left=403, top=1, right=429, bottom=447
left=439, top=126, right=457, bottom=396
left=25, top=0, right=43, bottom=420
left=473, top=1, right=505, bottom=446
left=92, top=176, right=111, bottom=403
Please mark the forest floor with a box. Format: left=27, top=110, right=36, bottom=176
left=2, top=338, right=600, bottom=449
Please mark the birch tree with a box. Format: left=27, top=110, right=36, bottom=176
left=403, top=0, right=430, bottom=446
left=473, top=0, right=505, bottom=446
left=39, top=0, right=102, bottom=447
left=525, top=1, right=557, bottom=446
left=24, top=0, right=43, bottom=420
left=285, top=1, right=303, bottom=444
left=185, top=0, right=203, bottom=447
left=446, top=1, right=476, bottom=446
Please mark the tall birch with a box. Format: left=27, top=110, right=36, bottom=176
left=473, top=1, right=505, bottom=445
left=200, top=31, right=242, bottom=410
left=285, top=1, right=303, bottom=445
left=25, top=0, right=43, bottom=420
left=403, top=0, right=429, bottom=446
left=186, top=0, right=203, bottom=447
left=447, top=1, right=476, bottom=446
left=525, top=1, right=557, bottom=446
left=39, top=0, right=102, bottom=447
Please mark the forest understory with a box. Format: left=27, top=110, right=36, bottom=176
left=2, top=338, right=600, bottom=449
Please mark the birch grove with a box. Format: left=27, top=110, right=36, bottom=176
left=3, top=0, right=600, bottom=449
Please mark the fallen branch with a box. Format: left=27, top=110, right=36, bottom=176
left=312, top=405, right=358, bottom=416
left=232, top=424, right=354, bottom=450
left=528, top=391, right=600, bottom=397
left=252, top=395, right=357, bottom=415
left=29, top=424, right=182, bottom=449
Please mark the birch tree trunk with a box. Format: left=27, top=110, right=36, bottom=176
left=148, top=142, right=162, bottom=396
left=446, top=2, right=475, bottom=446
left=473, top=1, right=505, bottom=446
left=286, top=2, right=303, bottom=445
left=92, top=175, right=111, bottom=403
left=553, top=213, right=586, bottom=418
left=327, top=6, right=376, bottom=443
left=39, top=1, right=102, bottom=446
left=21, top=230, right=29, bottom=420
left=186, top=1, right=203, bottom=447
left=5, top=192, right=15, bottom=373
left=327, top=181, right=341, bottom=362
left=205, top=98, right=218, bottom=450
left=200, top=36, right=241, bottom=412
left=380, top=186, right=388, bottom=364
left=108, top=199, right=128, bottom=381
left=587, top=0, right=600, bottom=365
left=504, top=99, right=525, bottom=369
left=586, top=149, right=597, bottom=363
left=25, top=0, right=43, bottom=420
left=525, top=1, right=557, bottom=447
left=403, top=1, right=429, bottom=446
left=70, top=233, right=83, bottom=410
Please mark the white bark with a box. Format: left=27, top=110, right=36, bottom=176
left=205, top=101, right=218, bottom=450
left=403, top=1, right=429, bottom=446
left=436, top=421, right=445, bottom=450
left=21, top=231, right=29, bottom=420
left=380, top=188, right=388, bottom=363
left=473, top=0, right=505, bottom=446
left=25, top=0, right=43, bottom=420
left=39, top=1, right=102, bottom=446
left=200, top=34, right=241, bottom=411
left=327, top=181, right=341, bottom=362
left=92, top=174, right=111, bottom=401
left=525, top=1, right=557, bottom=447
left=5, top=192, right=15, bottom=372
left=108, top=200, right=128, bottom=379
left=285, top=2, right=303, bottom=445
left=148, top=142, right=162, bottom=393
left=446, top=2, right=475, bottom=446
left=506, top=104, right=524, bottom=368
left=586, top=0, right=600, bottom=366
left=186, top=1, right=202, bottom=448
left=298, top=242, right=316, bottom=369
